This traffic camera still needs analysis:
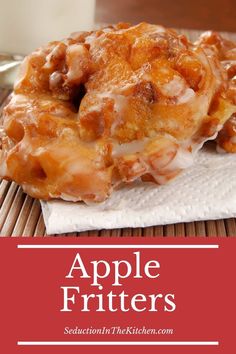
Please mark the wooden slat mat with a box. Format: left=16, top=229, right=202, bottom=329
left=1, top=29, right=236, bottom=237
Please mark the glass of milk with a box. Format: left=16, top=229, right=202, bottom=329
left=0, top=0, right=96, bottom=87
left=0, top=0, right=96, bottom=54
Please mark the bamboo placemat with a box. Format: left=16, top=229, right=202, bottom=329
left=1, top=29, right=236, bottom=237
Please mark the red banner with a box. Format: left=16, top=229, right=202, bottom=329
left=0, top=238, right=235, bottom=353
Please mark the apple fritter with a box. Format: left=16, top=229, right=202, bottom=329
left=0, top=23, right=235, bottom=202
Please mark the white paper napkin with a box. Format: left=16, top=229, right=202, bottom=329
left=41, top=144, right=236, bottom=234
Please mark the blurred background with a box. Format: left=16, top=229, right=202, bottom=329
left=96, top=0, right=236, bottom=32
left=0, top=0, right=236, bottom=87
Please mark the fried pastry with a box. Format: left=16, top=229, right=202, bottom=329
left=196, top=31, right=236, bottom=153
left=0, top=23, right=235, bottom=202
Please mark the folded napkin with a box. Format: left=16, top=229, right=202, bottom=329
left=41, top=145, right=236, bottom=234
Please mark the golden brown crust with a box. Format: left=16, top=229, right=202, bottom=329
left=196, top=31, right=236, bottom=152
left=0, top=23, right=235, bottom=202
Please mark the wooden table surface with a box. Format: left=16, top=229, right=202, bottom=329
left=96, top=0, right=236, bottom=32
left=0, top=3, right=236, bottom=236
